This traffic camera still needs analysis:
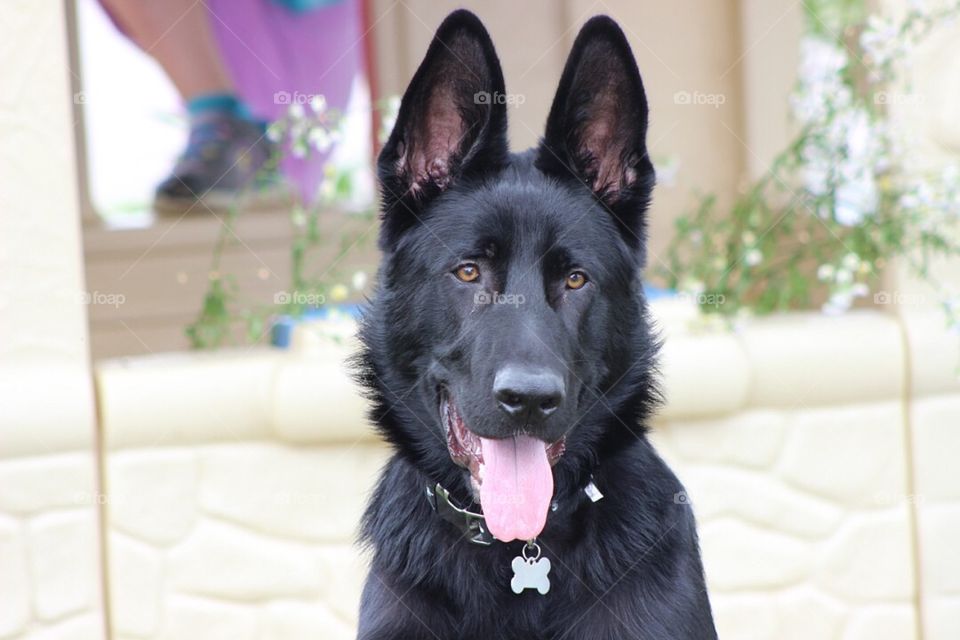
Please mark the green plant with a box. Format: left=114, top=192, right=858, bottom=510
left=659, top=0, right=960, bottom=332
left=186, top=96, right=399, bottom=349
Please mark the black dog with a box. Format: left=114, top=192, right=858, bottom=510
left=355, top=10, right=716, bottom=639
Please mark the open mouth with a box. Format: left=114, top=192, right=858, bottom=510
left=440, top=391, right=566, bottom=542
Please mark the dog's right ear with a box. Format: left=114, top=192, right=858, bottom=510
left=377, top=10, right=509, bottom=251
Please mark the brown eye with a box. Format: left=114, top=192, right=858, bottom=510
left=454, top=263, right=480, bottom=283
left=566, top=270, right=588, bottom=290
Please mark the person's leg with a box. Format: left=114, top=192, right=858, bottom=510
left=100, top=0, right=233, bottom=99
left=100, top=0, right=282, bottom=211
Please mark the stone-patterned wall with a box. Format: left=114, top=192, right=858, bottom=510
left=903, top=313, right=960, bottom=640
left=88, top=309, right=960, bottom=640
left=96, top=401, right=927, bottom=640
left=0, top=1, right=104, bottom=638
left=102, top=442, right=389, bottom=640
left=912, top=395, right=960, bottom=639
left=0, top=454, right=103, bottom=640
left=891, top=4, right=960, bottom=636
left=652, top=404, right=917, bottom=639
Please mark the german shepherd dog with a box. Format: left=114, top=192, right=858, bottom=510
left=356, top=10, right=716, bottom=639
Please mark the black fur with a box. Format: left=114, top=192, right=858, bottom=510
left=355, top=10, right=716, bottom=639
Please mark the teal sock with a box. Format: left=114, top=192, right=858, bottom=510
left=186, top=92, right=253, bottom=120
left=272, top=0, right=343, bottom=13
left=185, top=92, right=267, bottom=135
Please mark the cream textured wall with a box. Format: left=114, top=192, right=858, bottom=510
left=95, top=329, right=388, bottom=640
left=88, top=306, right=960, bottom=640
left=103, top=443, right=387, bottom=640
left=652, top=311, right=919, bottom=640
left=0, top=2, right=104, bottom=639
left=889, top=6, right=960, bottom=637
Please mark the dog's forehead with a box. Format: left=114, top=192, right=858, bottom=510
left=426, top=180, right=617, bottom=255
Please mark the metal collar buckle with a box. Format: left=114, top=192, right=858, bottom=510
left=425, top=483, right=495, bottom=546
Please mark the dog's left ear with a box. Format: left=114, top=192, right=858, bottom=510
left=536, top=16, right=655, bottom=249
left=377, top=10, right=509, bottom=251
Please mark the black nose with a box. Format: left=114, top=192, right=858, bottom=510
left=493, top=366, right=565, bottom=423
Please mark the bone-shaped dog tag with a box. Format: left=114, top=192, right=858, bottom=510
left=510, top=541, right=550, bottom=595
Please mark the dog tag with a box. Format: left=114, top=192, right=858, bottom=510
left=510, top=541, right=551, bottom=595
left=583, top=479, right=604, bottom=503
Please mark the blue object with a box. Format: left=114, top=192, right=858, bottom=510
left=271, top=304, right=363, bottom=348
left=269, top=292, right=676, bottom=348
left=271, top=0, right=343, bottom=12
left=643, top=285, right=675, bottom=301
left=186, top=92, right=254, bottom=121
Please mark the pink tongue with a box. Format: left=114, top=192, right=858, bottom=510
left=479, top=435, right=553, bottom=542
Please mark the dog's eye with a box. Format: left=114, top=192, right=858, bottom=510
left=454, top=263, right=481, bottom=283
left=566, top=270, right=588, bottom=290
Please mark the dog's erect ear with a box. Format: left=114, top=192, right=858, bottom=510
left=536, top=16, right=655, bottom=248
left=377, top=10, right=509, bottom=250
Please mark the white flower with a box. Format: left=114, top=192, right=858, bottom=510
left=817, top=264, right=835, bottom=281
left=792, top=37, right=852, bottom=126
left=309, top=94, right=327, bottom=114
left=836, top=176, right=878, bottom=225
left=861, top=15, right=899, bottom=65
left=318, top=178, right=336, bottom=201
left=797, top=37, right=847, bottom=84
left=823, top=290, right=854, bottom=315
left=655, top=156, right=681, bottom=187
left=291, top=140, right=308, bottom=158
left=744, top=249, right=763, bottom=266
left=309, top=127, right=332, bottom=152
left=352, top=271, right=368, bottom=291
left=266, top=123, right=284, bottom=143
left=804, top=107, right=882, bottom=226
left=842, top=253, right=861, bottom=270
left=681, top=279, right=705, bottom=296
left=844, top=110, right=875, bottom=160
left=802, top=158, right=831, bottom=198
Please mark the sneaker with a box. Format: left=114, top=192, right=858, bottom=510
left=154, top=111, right=289, bottom=214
